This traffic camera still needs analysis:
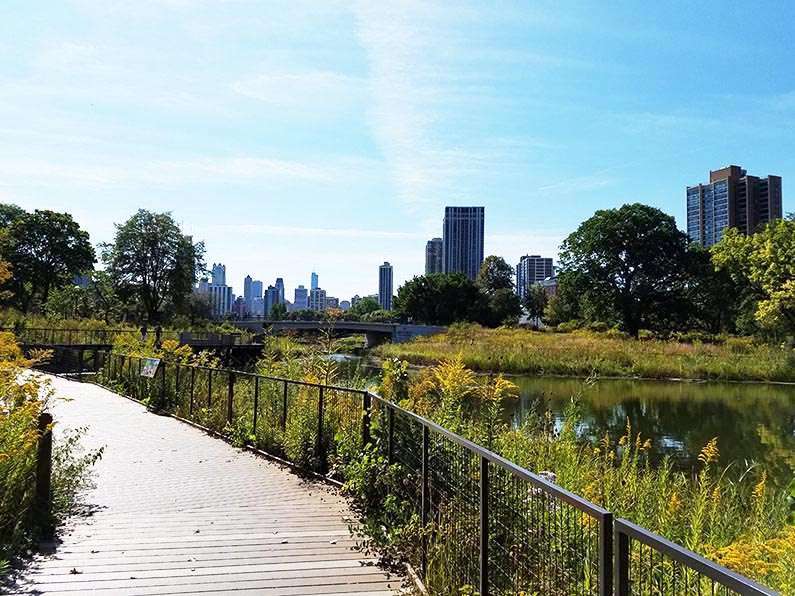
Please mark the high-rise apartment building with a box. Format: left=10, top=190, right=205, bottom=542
left=425, top=238, right=443, bottom=274
left=326, top=296, right=340, bottom=309
left=443, top=206, right=484, bottom=280
left=687, top=165, right=783, bottom=247
left=516, top=255, right=554, bottom=300
left=294, top=285, right=308, bottom=310
left=211, top=263, right=226, bottom=286
left=264, top=285, right=280, bottom=318
left=243, top=275, right=253, bottom=307
left=379, top=262, right=393, bottom=311
left=308, top=288, right=327, bottom=311
left=311, top=272, right=319, bottom=290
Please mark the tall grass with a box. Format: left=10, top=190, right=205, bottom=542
left=375, top=323, right=795, bottom=381
left=0, top=332, right=102, bottom=575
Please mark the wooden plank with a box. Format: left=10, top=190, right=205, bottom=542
left=10, top=376, right=399, bottom=596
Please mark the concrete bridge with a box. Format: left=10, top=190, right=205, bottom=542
left=234, top=320, right=446, bottom=347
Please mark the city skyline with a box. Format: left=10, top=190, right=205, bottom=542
left=2, top=3, right=793, bottom=297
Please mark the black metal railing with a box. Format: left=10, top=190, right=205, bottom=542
left=6, top=327, right=139, bottom=346
left=87, top=351, right=775, bottom=596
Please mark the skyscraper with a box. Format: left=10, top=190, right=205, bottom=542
left=687, top=165, right=783, bottom=247
left=425, top=238, right=443, bottom=274
left=264, top=285, right=279, bottom=317
left=516, top=255, right=554, bottom=300
left=308, top=288, right=327, bottom=311
left=275, top=278, right=285, bottom=304
left=311, top=272, right=319, bottom=290
left=243, top=275, right=253, bottom=314
left=443, top=206, right=485, bottom=280
left=379, top=262, right=393, bottom=311
left=211, top=263, right=226, bottom=286
left=294, top=285, right=308, bottom=310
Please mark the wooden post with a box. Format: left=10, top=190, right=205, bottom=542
left=613, top=521, right=627, bottom=596
left=361, top=392, right=371, bottom=447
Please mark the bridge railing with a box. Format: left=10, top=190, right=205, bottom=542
left=92, top=351, right=774, bottom=596
left=5, top=327, right=140, bottom=346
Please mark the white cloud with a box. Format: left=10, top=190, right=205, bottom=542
left=232, top=71, right=365, bottom=109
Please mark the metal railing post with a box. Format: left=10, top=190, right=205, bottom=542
left=207, top=369, right=213, bottom=408
left=253, top=376, right=259, bottom=434
left=282, top=380, right=288, bottom=432
left=159, top=362, right=167, bottom=411
left=227, top=372, right=235, bottom=425
left=421, top=424, right=429, bottom=578
left=387, top=405, right=395, bottom=465
left=36, top=412, right=54, bottom=538
left=189, top=367, right=195, bottom=416
left=480, top=455, right=489, bottom=596
left=77, top=348, right=84, bottom=381
left=614, top=524, right=629, bottom=596
left=600, top=512, right=614, bottom=596
left=362, top=391, right=371, bottom=447
left=316, top=386, right=325, bottom=473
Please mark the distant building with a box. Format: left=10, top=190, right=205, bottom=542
left=73, top=274, right=91, bottom=288
left=311, top=272, right=319, bottom=290
left=340, top=300, right=351, bottom=311
left=516, top=255, right=554, bottom=300
left=425, top=237, right=443, bottom=274
left=443, top=206, right=484, bottom=280
left=232, top=296, right=246, bottom=318
left=264, top=285, right=279, bottom=317
left=379, top=262, right=393, bottom=310
left=196, top=277, right=232, bottom=319
left=294, top=285, right=308, bottom=310
left=351, top=294, right=362, bottom=307
left=308, top=288, right=327, bottom=311
left=540, top=276, right=558, bottom=298
left=211, top=263, right=226, bottom=286
left=243, top=275, right=253, bottom=312
left=275, top=278, right=285, bottom=304
left=326, top=296, right=340, bottom=309
left=687, top=165, right=783, bottom=247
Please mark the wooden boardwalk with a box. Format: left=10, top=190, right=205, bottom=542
left=8, top=375, right=402, bottom=596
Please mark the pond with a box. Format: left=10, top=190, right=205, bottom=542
left=508, top=376, right=795, bottom=486
left=335, top=355, right=795, bottom=487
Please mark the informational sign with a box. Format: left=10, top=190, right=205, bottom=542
left=140, top=358, right=161, bottom=378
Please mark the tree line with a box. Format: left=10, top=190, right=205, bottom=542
left=395, top=203, right=795, bottom=340
left=0, top=206, right=206, bottom=325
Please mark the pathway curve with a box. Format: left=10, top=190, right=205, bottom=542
left=9, top=375, right=401, bottom=596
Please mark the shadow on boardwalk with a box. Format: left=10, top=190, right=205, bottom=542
left=5, top=375, right=402, bottom=596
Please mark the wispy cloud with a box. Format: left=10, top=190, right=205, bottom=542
left=232, top=71, right=365, bottom=110
left=199, top=223, right=424, bottom=240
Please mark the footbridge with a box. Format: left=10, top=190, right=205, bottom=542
left=236, top=320, right=446, bottom=347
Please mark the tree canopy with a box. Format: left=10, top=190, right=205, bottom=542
left=395, top=273, right=488, bottom=326
left=1, top=208, right=95, bottom=311
left=712, top=216, right=795, bottom=335
left=557, top=203, right=691, bottom=336
left=477, top=255, right=514, bottom=293
left=102, top=210, right=204, bottom=323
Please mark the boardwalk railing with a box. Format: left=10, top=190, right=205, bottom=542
left=7, top=327, right=247, bottom=346
left=87, top=351, right=774, bottom=596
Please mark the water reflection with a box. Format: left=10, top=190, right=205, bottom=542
left=508, top=377, right=795, bottom=486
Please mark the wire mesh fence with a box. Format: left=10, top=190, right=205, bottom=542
left=87, top=351, right=776, bottom=596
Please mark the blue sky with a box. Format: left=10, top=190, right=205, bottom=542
left=1, top=1, right=793, bottom=300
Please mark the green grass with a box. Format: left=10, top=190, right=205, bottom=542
left=374, top=323, right=795, bottom=382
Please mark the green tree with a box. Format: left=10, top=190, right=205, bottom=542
left=348, top=296, right=380, bottom=318
left=269, top=302, right=288, bottom=320
left=0, top=204, right=25, bottom=228
left=558, top=203, right=691, bottom=337
left=712, top=216, right=795, bottom=335
left=2, top=209, right=95, bottom=311
left=485, top=288, right=522, bottom=326
left=477, top=255, right=514, bottom=293
left=102, top=210, right=205, bottom=323
left=395, top=273, right=488, bottom=325
left=524, top=283, right=548, bottom=328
